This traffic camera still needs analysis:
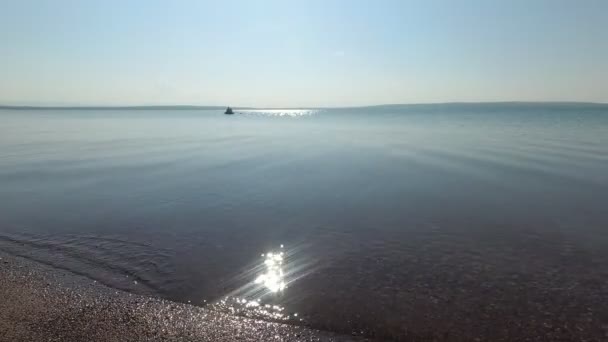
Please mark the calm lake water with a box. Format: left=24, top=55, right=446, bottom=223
left=1, top=104, right=607, bottom=339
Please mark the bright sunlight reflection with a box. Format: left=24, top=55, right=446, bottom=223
left=255, top=250, right=286, bottom=293
left=239, top=109, right=317, bottom=117
left=207, top=245, right=306, bottom=323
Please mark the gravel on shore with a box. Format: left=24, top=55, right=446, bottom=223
left=0, top=252, right=368, bottom=342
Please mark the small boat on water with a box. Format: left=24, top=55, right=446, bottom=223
left=224, top=107, right=234, bottom=115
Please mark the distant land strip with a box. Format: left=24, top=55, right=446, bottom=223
left=0, top=105, right=230, bottom=110
left=0, top=102, right=606, bottom=111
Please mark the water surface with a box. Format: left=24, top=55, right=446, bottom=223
left=1, top=104, right=607, bottom=339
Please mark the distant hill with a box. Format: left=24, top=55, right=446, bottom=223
left=342, top=101, right=608, bottom=110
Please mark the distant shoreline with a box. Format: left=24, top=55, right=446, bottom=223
left=1, top=101, right=607, bottom=111
left=0, top=105, right=230, bottom=110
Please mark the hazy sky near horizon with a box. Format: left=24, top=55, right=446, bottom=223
left=1, top=0, right=606, bottom=107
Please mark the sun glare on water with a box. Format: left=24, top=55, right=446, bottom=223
left=239, top=109, right=317, bottom=117
left=255, top=251, right=286, bottom=293
left=207, top=245, right=304, bottom=322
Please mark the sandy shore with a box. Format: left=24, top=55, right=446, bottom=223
left=3, top=249, right=608, bottom=342
left=0, top=251, right=368, bottom=342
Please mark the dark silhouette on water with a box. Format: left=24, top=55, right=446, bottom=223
left=224, top=107, right=234, bottom=115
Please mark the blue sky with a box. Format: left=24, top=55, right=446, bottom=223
left=1, top=0, right=606, bottom=107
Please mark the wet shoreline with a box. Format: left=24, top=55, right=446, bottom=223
left=0, top=251, right=366, bottom=342
left=3, top=247, right=607, bottom=342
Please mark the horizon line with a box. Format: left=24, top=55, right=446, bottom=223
left=1, top=101, right=607, bottom=110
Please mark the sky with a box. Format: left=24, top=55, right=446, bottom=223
left=0, top=0, right=606, bottom=107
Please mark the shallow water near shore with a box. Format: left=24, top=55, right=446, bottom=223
left=1, top=104, right=608, bottom=339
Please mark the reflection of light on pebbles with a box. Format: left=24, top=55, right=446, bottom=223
left=214, top=297, right=291, bottom=321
